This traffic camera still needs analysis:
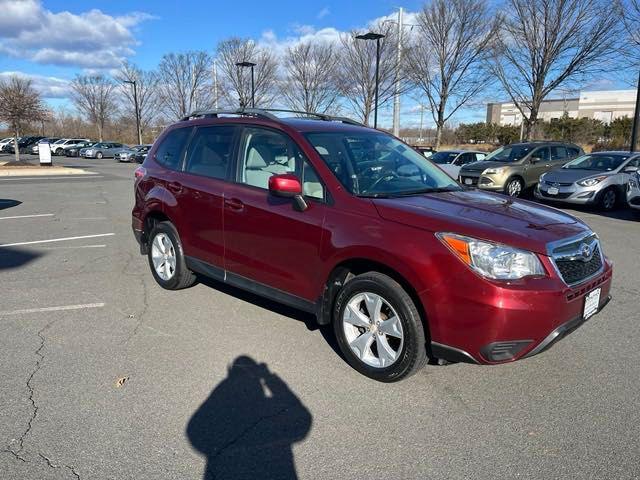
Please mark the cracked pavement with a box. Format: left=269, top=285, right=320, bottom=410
left=1, top=155, right=639, bottom=479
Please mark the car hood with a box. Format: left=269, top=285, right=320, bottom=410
left=460, top=160, right=516, bottom=174
left=372, top=190, right=590, bottom=254
left=543, top=168, right=611, bottom=183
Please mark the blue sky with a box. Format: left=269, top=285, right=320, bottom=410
left=0, top=0, right=630, bottom=128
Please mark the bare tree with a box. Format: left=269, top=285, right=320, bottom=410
left=216, top=38, right=279, bottom=108
left=406, top=0, right=499, bottom=148
left=492, top=0, right=622, bottom=140
left=70, top=75, right=118, bottom=141
left=114, top=62, right=160, bottom=143
left=156, top=51, right=214, bottom=120
left=618, top=0, right=640, bottom=66
left=0, top=75, right=47, bottom=162
left=281, top=42, right=341, bottom=113
left=338, top=22, right=405, bottom=126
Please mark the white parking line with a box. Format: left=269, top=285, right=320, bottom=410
left=0, top=233, right=115, bottom=248
left=0, top=213, right=55, bottom=220
left=40, top=244, right=107, bottom=250
left=0, top=303, right=105, bottom=316
left=0, top=176, right=103, bottom=181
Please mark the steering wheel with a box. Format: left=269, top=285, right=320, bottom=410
left=365, top=171, right=400, bottom=192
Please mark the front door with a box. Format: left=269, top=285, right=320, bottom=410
left=223, top=126, right=328, bottom=302
left=525, top=146, right=551, bottom=186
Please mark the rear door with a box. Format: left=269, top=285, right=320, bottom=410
left=179, top=124, right=239, bottom=273
left=223, top=126, right=328, bottom=301
left=550, top=145, right=570, bottom=167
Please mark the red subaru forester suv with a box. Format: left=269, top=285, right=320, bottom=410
left=132, top=109, right=612, bottom=382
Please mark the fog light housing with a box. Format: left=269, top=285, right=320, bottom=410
left=577, top=191, right=594, bottom=199
left=480, top=340, right=532, bottom=362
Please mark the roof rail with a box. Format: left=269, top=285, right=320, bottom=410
left=181, top=107, right=365, bottom=127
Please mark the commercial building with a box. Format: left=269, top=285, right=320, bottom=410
left=486, top=89, right=637, bottom=126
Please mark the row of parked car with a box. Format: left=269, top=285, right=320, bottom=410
left=418, top=141, right=640, bottom=213
left=0, top=136, right=151, bottom=163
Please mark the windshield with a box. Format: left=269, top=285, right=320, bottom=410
left=53, top=139, right=66, bottom=144
left=430, top=151, right=459, bottom=165
left=305, top=131, right=461, bottom=197
left=484, top=145, right=533, bottom=162
left=563, top=154, right=628, bottom=171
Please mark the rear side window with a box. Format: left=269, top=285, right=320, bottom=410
left=567, top=147, right=581, bottom=157
left=550, top=146, right=568, bottom=160
left=155, top=127, right=192, bottom=170
left=185, top=125, right=237, bottom=180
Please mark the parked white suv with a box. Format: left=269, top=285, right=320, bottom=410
left=51, top=138, right=90, bottom=155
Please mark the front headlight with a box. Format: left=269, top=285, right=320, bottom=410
left=539, top=173, right=546, bottom=183
left=577, top=176, right=607, bottom=187
left=483, top=167, right=505, bottom=175
left=437, top=233, right=545, bottom=280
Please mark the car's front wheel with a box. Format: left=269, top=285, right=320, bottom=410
left=599, top=187, right=618, bottom=211
left=147, top=221, right=196, bottom=290
left=96, top=152, right=103, bottom=159
left=504, top=177, right=524, bottom=197
left=333, top=272, right=428, bottom=382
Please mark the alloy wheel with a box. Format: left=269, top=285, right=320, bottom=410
left=151, top=233, right=177, bottom=281
left=602, top=190, right=616, bottom=210
left=507, top=179, right=522, bottom=197
left=342, top=292, right=404, bottom=368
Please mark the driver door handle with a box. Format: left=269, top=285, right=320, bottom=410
left=224, top=198, right=245, bottom=212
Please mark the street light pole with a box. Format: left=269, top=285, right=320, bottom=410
left=631, top=69, right=640, bottom=153
left=392, top=7, right=403, bottom=137
left=124, top=80, right=142, bottom=145
left=236, top=61, right=257, bottom=108
left=356, top=32, right=385, bottom=129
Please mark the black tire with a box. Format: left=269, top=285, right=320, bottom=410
left=147, top=221, right=196, bottom=290
left=598, top=187, right=618, bottom=211
left=333, top=272, right=428, bottom=382
left=504, top=177, right=524, bottom=197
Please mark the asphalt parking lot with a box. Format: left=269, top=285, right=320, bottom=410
left=1, top=154, right=639, bottom=480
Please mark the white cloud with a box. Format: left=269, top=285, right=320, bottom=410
left=0, top=71, right=71, bottom=99
left=316, top=7, right=330, bottom=20
left=0, top=0, right=155, bottom=69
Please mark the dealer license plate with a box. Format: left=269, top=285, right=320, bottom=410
left=547, top=186, right=559, bottom=195
left=583, top=288, right=601, bottom=319
left=464, top=178, right=473, bottom=185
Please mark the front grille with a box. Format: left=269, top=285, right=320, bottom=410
left=555, top=244, right=602, bottom=285
left=544, top=180, right=573, bottom=187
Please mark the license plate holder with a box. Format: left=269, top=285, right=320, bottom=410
left=547, top=186, right=559, bottom=195
left=583, top=288, right=601, bottom=320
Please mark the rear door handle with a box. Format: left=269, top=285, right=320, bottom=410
left=167, top=181, right=183, bottom=194
left=224, top=198, right=245, bottom=211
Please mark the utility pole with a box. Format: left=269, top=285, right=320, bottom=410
left=631, top=70, right=640, bottom=152
left=419, top=104, right=424, bottom=142
left=124, top=80, right=142, bottom=145
left=392, top=7, right=403, bottom=137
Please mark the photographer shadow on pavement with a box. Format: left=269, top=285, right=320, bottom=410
left=187, top=356, right=313, bottom=480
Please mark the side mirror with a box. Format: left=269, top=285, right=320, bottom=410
left=623, top=165, right=638, bottom=173
left=268, top=174, right=307, bottom=211
left=530, top=156, right=542, bottom=164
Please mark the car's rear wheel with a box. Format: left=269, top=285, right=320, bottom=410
left=333, top=272, right=427, bottom=382
left=96, top=152, right=103, bottom=159
left=504, top=177, right=524, bottom=197
left=599, top=187, right=618, bottom=211
left=147, top=221, right=196, bottom=290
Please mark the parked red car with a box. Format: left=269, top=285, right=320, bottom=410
left=132, top=109, right=612, bottom=382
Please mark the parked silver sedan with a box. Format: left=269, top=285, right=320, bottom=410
left=627, top=169, right=640, bottom=213
left=535, top=151, right=640, bottom=210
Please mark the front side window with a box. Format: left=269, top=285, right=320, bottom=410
left=239, top=127, right=325, bottom=200
left=185, top=125, right=237, bottom=180
left=533, top=147, right=550, bottom=161
left=563, top=154, right=629, bottom=171
left=305, top=131, right=460, bottom=197
left=155, top=127, right=192, bottom=170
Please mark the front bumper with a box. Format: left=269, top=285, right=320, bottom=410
left=424, top=257, right=613, bottom=365
left=535, top=183, right=599, bottom=205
